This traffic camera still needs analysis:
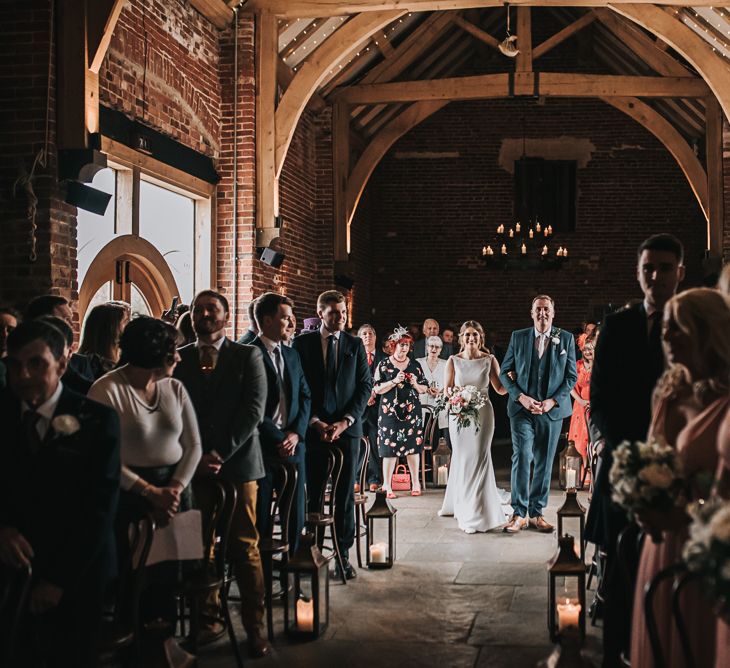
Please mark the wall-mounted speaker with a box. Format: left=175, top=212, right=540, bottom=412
left=64, top=181, right=112, bottom=215
left=260, top=247, right=285, bottom=268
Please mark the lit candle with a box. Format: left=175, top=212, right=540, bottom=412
left=536, top=222, right=542, bottom=233
left=557, top=247, right=563, bottom=257
left=487, top=245, right=494, bottom=256
left=296, top=598, right=314, bottom=632
left=566, top=468, right=576, bottom=489
left=509, top=228, right=514, bottom=238
left=529, top=228, right=534, bottom=239
left=515, top=222, right=521, bottom=233
left=501, top=244, right=507, bottom=255
left=548, top=225, right=553, bottom=235
left=497, top=224, right=504, bottom=234
left=544, top=227, right=549, bottom=237
left=482, top=246, right=488, bottom=256
left=437, top=465, right=448, bottom=485
left=557, top=599, right=581, bottom=631
left=369, top=542, right=388, bottom=563
left=563, top=248, right=568, bottom=257
left=541, top=245, right=548, bottom=256
left=521, top=243, right=527, bottom=255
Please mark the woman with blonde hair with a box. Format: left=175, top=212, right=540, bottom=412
left=630, top=288, right=730, bottom=668
left=438, top=321, right=509, bottom=533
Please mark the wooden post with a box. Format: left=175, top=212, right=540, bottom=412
left=255, top=11, right=279, bottom=246
left=516, top=7, right=532, bottom=73
left=333, top=100, right=350, bottom=261
left=705, top=96, right=725, bottom=257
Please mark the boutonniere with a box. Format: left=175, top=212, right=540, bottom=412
left=51, top=414, right=81, bottom=436
left=550, top=328, right=561, bottom=346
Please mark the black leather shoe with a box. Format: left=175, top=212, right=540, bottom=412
left=333, top=560, right=357, bottom=580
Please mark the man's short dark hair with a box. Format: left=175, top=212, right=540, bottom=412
left=119, top=316, right=179, bottom=369
left=7, top=320, right=66, bottom=360
left=37, top=315, right=73, bottom=347
left=192, top=289, right=229, bottom=314
left=247, top=299, right=257, bottom=322
left=25, top=295, right=69, bottom=320
left=638, top=234, right=684, bottom=264
left=0, top=306, right=21, bottom=320
left=317, top=290, right=346, bottom=311
left=255, top=292, right=294, bottom=328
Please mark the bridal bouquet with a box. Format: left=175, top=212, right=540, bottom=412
left=683, top=498, right=730, bottom=616
left=608, top=438, right=683, bottom=520
left=435, top=385, right=487, bottom=433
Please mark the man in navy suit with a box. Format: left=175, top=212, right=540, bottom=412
left=293, top=291, right=372, bottom=580
left=358, top=324, right=386, bottom=490
left=500, top=295, right=577, bottom=533
left=251, top=293, right=311, bottom=551
left=0, top=320, right=120, bottom=667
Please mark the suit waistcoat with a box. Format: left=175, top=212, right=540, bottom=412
left=527, top=340, right=550, bottom=400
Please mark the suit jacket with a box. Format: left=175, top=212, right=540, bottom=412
left=61, top=352, right=95, bottom=395
left=174, top=339, right=266, bottom=483
left=0, top=385, right=120, bottom=593
left=292, top=330, right=372, bottom=438
left=237, top=329, right=258, bottom=345
left=364, top=348, right=386, bottom=427
left=251, top=336, right=311, bottom=459
left=586, top=303, right=664, bottom=547
left=412, top=338, right=453, bottom=361
left=499, top=327, right=578, bottom=421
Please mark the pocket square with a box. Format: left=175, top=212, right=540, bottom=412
left=560, top=349, right=567, bottom=356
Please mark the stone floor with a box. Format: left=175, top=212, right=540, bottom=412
left=204, top=460, right=603, bottom=668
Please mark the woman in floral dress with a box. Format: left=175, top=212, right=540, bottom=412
left=373, top=327, right=429, bottom=498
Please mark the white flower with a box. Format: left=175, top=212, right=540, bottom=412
left=551, top=336, right=560, bottom=345
left=461, top=390, right=473, bottom=403
left=638, top=463, right=674, bottom=489
left=51, top=414, right=81, bottom=436
left=709, top=506, right=730, bottom=543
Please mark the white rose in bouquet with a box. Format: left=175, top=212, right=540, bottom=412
left=461, top=389, right=473, bottom=404
left=638, top=463, right=675, bottom=490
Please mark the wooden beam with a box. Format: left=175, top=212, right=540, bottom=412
left=87, top=0, right=126, bottom=73
left=516, top=7, right=532, bottom=72
left=336, top=72, right=710, bottom=104
left=333, top=101, right=350, bottom=260
left=275, top=10, right=405, bottom=178
left=190, top=0, right=234, bottom=29
left=452, top=15, right=500, bottom=51
left=346, top=100, right=449, bottom=227
left=705, top=95, right=724, bottom=254
left=277, top=57, right=327, bottom=112
left=533, top=12, right=597, bottom=60
left=256, top=12, right=278, bottom=241
left=245, top=1, right=726, bottom=20
left=601, top=97, right=708, bottom=220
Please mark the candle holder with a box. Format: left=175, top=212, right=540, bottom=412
left=365, top=490, right=397, bottom=569
left=284, top=532, right=329, bottom=640
left=431, top=437, right=451, bottom=489
left=557, top=489, right=587, bottom=562
left=548, top=536, right=587, bottom=641
left=559, top=440, right=584, bottom=491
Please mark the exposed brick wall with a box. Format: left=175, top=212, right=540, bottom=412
left=352, top=97, right=707, bottom=343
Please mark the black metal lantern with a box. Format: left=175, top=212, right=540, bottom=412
left=559, top=440, right=583, bottom=490
left=284, top=532, right=329, bottom=640
left=365, top=490, right=397, bottom=569
left=431, top=437, right=451, bottom=488
left=557, top=490, right=587, bottom=562
left=548, top=535, right=586, bottom=642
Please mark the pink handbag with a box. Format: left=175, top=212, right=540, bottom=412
left=391, top=464, right=411, bottom=491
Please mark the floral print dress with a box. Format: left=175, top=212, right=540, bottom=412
left=375, top=357, right=426, bottom=457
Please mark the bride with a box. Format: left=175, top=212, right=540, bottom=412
left=438, top=321, right=510, bottom=533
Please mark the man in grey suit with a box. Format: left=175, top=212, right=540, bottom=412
left=237, top=300, right=259, bottom=345
left=412, top=318, right=452, bottom=360
left=174, top=290, right=270, bottom=657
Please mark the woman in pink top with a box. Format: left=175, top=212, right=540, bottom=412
left=630, top=288, right=730, bottom=668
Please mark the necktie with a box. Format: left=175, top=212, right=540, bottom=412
left=648, top=312, right=663, bottom=367
left=324, top=334, right=337, bottom=415
left=537, top=334, right=546, bottom=359
left=272, top=346, right=288, bottom=428
left=367, top=351, right=373, bottom=367
left=272, top=346, right=284, bottom=382
left=22, top=410, right=42, bottom=455
left=200, top=345, right=217, bottom=373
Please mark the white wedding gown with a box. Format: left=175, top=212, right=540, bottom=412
left=439, top=355, right=511, bottom=533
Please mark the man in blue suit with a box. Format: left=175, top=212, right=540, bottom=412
left=500, top=295, right=577, bottom=533
left=251, top=293, right=311, bottom=551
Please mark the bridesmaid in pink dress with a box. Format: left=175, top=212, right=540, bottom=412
left=714, top=410, right=730, bottom=668
left=568, top=333, right=596, bottom=471
left=630, top=288, right=730, bottom=668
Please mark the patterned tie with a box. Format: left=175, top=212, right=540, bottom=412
left=22, top=410, right=42, bottom=455
left=367, top=351, right=373, bottom=367
left=200, top=345, right=217, bottom=373
left=324, top=334, right=337, bottom=415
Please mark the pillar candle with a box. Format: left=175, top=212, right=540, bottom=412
left=296, top=598, right=314, bottom=632
left=437, top=465, right=448, bottom=485
left=369, top=542, right=388, bottom=563
left=557, top=600, right=581, bottom=631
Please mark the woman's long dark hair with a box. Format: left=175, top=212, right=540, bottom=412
left=79, top=303, right=128, bottom=362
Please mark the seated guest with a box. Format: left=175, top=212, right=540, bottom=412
left=441, top=326, right=456, bottom=354
left=79, top=303, right=129, bottom=379
left=283, top=310, right=297, bottom=347
left=0, top=320, right=120, bottom=667
left=412, top=318, right=452, bottom=360
left=38, top=316, right=93, bottom=395
left=0, top=306, right=19, bottom=358
left=417, top=335, right=450, bottom=448
left=630, top=288, right=730, bottom=668
left=88, top=316, right=202, bottom=627
left=174, top=291, right=271, bottom=657
left=237, top=299, right=260, bottom=344
left=24, top=294, right=74, bottom=325
left=251, top=293, right=311, bottom=553
left=359, top=324, right=385, bottom=491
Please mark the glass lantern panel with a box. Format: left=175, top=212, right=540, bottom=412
left=288, top=572, right=316, bottom=633
left=318, top=569, right=329, bottom=629
left=554, top=577, right=582, bottom=633
left=368, top=518, right=391, bottom=563
left=561, top=519, right=583, bottom=551
left=433, top=454, right=450, bottom=485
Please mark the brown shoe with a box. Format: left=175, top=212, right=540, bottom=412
left=248, top=634, right=272, bottom=658
left=528, top=516, right=554, bottom=533
left=503, top=514, right=528, bottom=533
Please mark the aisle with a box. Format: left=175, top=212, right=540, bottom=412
left=207, top=474, right=603, bottom=667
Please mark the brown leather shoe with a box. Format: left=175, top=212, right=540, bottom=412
left=503, top=514, right=528, bottom=533
left=529, top=516, right=554, bottom=533
left=248, top=634, right=272, bottom=658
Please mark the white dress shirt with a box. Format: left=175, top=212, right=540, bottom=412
left=196, top=335, right=226, bottom=362
left=22, top=380, right=63, bottom=441
left=260, top=334, right=288, bottom=429
left=534, top=328, right=550, bottom=359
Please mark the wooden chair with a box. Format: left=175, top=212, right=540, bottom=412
left=354, top=436, right=371, bottom=568
left=175, top=478, right=243, bottom=668
left=99, top=513, right=156, bottom=661
left=305, top=445, right=347, bottom=584
left=0, top=564, right=32, bottom=666
left=259, top=461, right=298, bottom=640
left=420, top=407, right=439, bottom=489
left=644, top=562, right=689, bottom=668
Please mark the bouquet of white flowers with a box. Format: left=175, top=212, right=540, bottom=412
left=434, top=384, right=487, bottom=433
left=608, top=438, right=683, bottom=520
left=683, top=498, right=730, bottom=616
